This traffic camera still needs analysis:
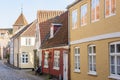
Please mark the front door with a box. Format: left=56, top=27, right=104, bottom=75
left=63, top=51, right=68, bottom=80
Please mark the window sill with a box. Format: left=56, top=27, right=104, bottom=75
left=72, top=27, right=77, bottom=30
left=91, top=19, right=99, bottom=23
left=88, top=72, right=97, bottom=76
left=108, top=75, right=120, bottom=80
left=44, top=66, right=48, bottom=68
left=105, top=13, right=116, bottom=18
left=81, top=23, right=87, bottom=27
left=74, top=69, right=80, bottom=73
left=53, top=67, right=59, bottom=70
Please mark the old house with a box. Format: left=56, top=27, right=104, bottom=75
left=10, top=13, right=36, bottom=69
left=67, top=0, right=120, bottom=80
left=35, top=10, right=64, bottom=66
left=41, top=12, right=69, bottom=80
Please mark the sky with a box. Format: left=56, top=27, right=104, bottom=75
left=0, top=0, right=74, bottom=28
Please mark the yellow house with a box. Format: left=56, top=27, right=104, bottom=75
left=67, top=0, right=120, bottom=80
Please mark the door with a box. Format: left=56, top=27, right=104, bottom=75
left=63, top=51, right=68, bottom=80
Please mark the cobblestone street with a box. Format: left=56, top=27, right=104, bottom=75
left=0, top=60, right=45, bottom=80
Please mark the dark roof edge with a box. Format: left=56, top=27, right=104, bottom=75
left=66, top=0, right=81, bottom=9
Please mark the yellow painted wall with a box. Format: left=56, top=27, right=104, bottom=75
left=68, top=0, right=120, bottom=80
left=70, top=38, right=120, bottom=80
left=69, top=0, right=120, bottom=41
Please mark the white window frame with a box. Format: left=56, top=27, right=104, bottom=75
left=21, top=52, right=28, bottom=64
left=88, top=45, right=97, bottom=75
left=105, top=0, right=116, bottom=18
left=53, top=50, right=60, bottom=70
left=44, top=51, right=49, bottom=68
left=72, top=9, right=78, bottom=29
left=74, top=47, right=80, bottom=72
left=109, top=42, right=120, bottom=80
left=81, top=4, right=87, bottom=26
left=91, top=0, right=100, bottom=23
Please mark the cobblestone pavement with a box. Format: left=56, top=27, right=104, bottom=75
left=0, top=60, right=45, bottom=80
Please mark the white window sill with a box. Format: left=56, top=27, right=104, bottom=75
left=81, top=23, right=87, bottom=27
left=105, top=13, right=116, bottom=18
left=72, top=27, right=77, bottom=30
left=53, top=67, right=59, bottom=70
left=88, top=72, right=97, bottom=76
left=108, top=75, right=120, bottom=80
left=91, top=19, right=99, bottom=23
left=44, top=66, right=48, bottom=68
left=74, top=69, right=80, bottom=73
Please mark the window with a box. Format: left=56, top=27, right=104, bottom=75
left=22, top=52, right=28, bottom=63
left=74, top=47, right=80, bottom=72
left=53, top=50, right=60, bottom=70
left=25, top=38, right=31, bottom=46
left=105, top=0, right=116, bottom=17
left=109, top=42, right=120, bottom=79
left=81, top=4, right=87, bottom=26
left=21, top=37, right=35, bottom=46
left=88, top=45, right=96, bottom=75
left=44, top=51, right=49, bottom=68
left=72, top=9, right=77, bottom=29
left=91, top=0, right=100, bottom=22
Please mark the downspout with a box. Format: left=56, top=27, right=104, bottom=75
left=68, top=10, right=71, bottom=80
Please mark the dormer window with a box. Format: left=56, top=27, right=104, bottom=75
left=50, top=23, right=62, bottom=38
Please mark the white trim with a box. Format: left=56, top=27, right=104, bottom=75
left=88, top=71, right=97, bottom=76
left=42, top=46, right=69, bottom=50
left=108, top=75, right=120, bottom=80
left=70, top=32, right=120, bottom=45
left=74, top=69, right=80, bottom=72
left=52, top=23, right=62, bottom=26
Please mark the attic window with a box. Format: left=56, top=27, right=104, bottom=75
left=50, top=23, right=62, bottom=39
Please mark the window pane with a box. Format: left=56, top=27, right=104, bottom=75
left=96, top=0, right=100, bottom=19
left=111, top=65, right=115, bottom=74
left=89, top=56, right=92, bottom=64
left=111, top=56, right=115, bottom=64
left=93, top=46, right=96, bottom=53
left=90, top=64, right=92, bottom=71
left=105, top=0, right=110, bottom=16
left=111, top=0, right=115, bottom=14
left=89, top=47, right=92, bottom=54
left=93, top=56, right=96, bottom=64
left=72, top=10, right=77, bottom=28
left=110, top=44, right=115, bottom=53
left=117, top=44, right=120, bottom=53
left=91, top=0, right=95, bottom=21
left=93, top=64, right=96, bottom=71
left=78, top=48, right=80, bottom=54
left=81, top=4, right=87, bottom=25
left=117, top=56, right=120, bottom=65
left=117, top=66, right=120, bottom=75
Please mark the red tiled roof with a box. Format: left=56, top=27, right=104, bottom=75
left=41, top=11, right=68, bottom=49
left=37, top=10, right=65, bottom=43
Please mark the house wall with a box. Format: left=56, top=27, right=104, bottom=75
left=42, top=48, right=64, bottom=78
left=10, top=39, right=14, bottom=65
left=19, top=46, right=34, bottom=68
left=68, top=0, right=120, bottom=80
left=70, top=37, right=120, bottom=80
left=13, top=38, right=19, bottom=67
left=69, top=0, right=120, bottom=42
